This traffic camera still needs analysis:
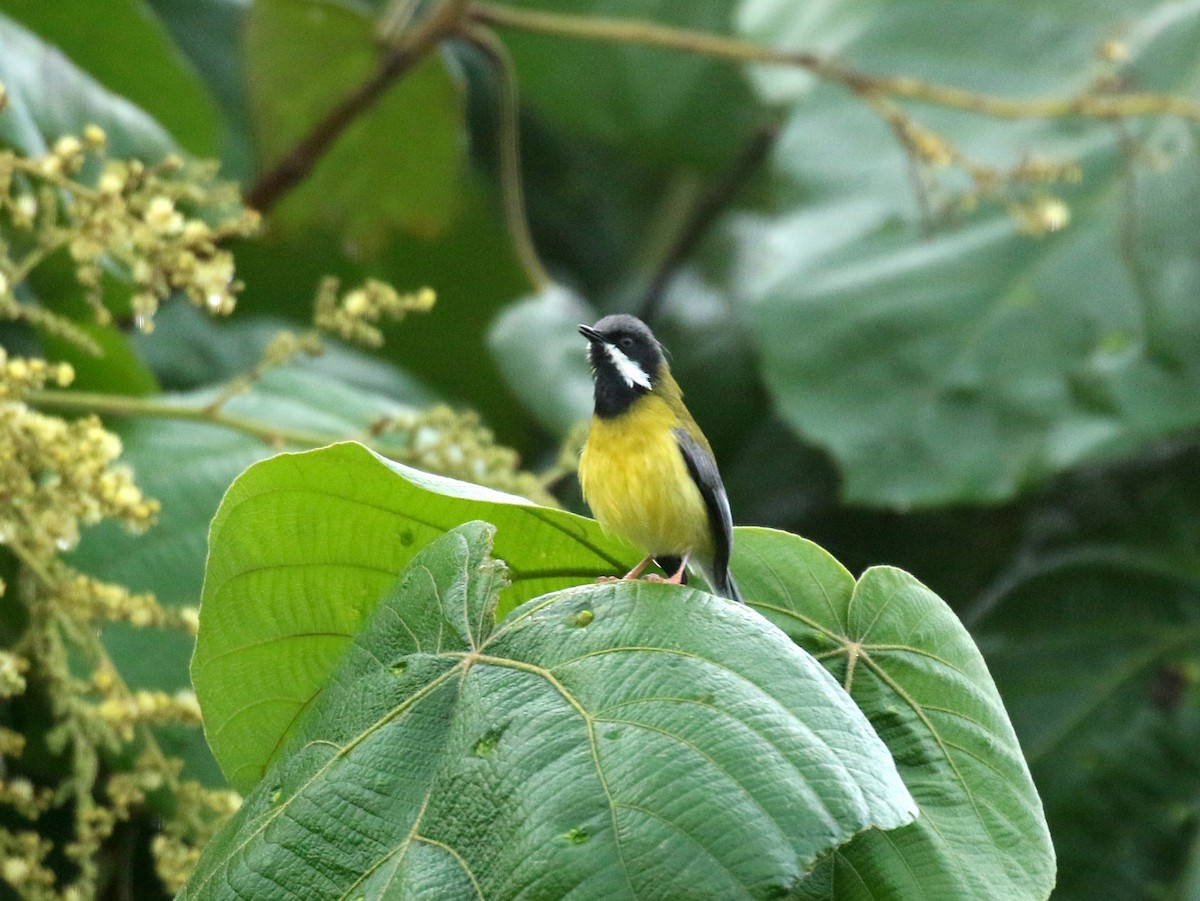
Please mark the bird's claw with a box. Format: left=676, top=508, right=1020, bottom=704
left=643, top=573, right=685, bottom=585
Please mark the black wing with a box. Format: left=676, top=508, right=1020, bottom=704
left=673, top=428, right=740, bottom=601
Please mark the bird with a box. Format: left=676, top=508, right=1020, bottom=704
left=578, top=313, right=741, bottom=602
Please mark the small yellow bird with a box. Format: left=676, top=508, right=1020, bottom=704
left=578, top=314, right=741, bottom=602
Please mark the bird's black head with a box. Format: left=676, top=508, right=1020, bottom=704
left=579, top=314, right=665, bottom=418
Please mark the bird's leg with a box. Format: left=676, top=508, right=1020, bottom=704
left=645, top=553, right=691, bottom=585
left=597, top=556, right=654, bottom=584
left=623, top=556, right=654, bottom=579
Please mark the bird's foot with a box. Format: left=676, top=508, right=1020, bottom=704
left=596, top=575, right=622, bottom=584
left=644, top=572, right=686, bottom=585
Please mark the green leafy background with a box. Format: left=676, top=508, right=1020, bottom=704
left=2, top=0, right=1198, bottom=897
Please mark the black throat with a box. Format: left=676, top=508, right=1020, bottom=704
left=592, top=366, right=647, bottom=418
left=582, top=314, right=663, bottom=418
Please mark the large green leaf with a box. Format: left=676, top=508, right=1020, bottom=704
left=499, top=0, right=764, bottom=169
left=67, top=363, right=438, bottom=783
left=0, top=11, right=175, bottom=157
left=244, top=0, right=464, bottom=247
left=192, top=441, right=638, bottom=791
left=0, top=0, right=220, bottom=155
left=970, top=447, right=1200, bottom=900
left=735, top=0, right=1200, bottom=506
left=184, top=521, right=916, bottom=899
left=733, top=528, right=1056, bottom=899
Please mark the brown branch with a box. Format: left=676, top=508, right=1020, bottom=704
left=245, top=0, right=470, bottom=213
left=470, top=2, right=1200, bottom=123
left=460, top=26, right=552, bottom=290
left=638, top=122, right=779, bottom=324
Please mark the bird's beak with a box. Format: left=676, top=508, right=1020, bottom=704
left=578, top=324, right=604, bottom=344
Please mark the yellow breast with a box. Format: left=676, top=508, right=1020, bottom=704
left=579, top=395, right=713, bottom=558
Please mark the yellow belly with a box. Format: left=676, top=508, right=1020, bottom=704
left=579, top=397, right=712, bottom=558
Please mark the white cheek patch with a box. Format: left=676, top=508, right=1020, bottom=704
left=605, top=343, right=652, bottom=390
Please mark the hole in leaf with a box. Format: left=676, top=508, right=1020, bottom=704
left=569, top=609, right=594, bottom=627
left=562, top=827, right=589, bottom=845
left=473, top=724, right=507, bottom=757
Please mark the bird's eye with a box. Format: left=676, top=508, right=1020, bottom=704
left=619, top=336, right=634, bottom=350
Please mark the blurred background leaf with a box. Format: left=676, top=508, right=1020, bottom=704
left=972, top=443, right=1200, bottom=901
left=0, top=0, right=220, bottom=155
left=734, top=1, right=1200, bottom=508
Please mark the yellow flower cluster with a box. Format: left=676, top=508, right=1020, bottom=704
left=58, top=573, right=166, bottom=628
left=0, top=350, right=75, bottom=399
left=97, top=690, right=202, bottom=743
left=0, top=398, right=158, bottom=558
left=0, top=832, right=57, bottom=901
left=314, top=275, right=436, bottom=348
left=0, top=651, right=28, bottom=698
left=1011, top=194, right=1072, bottom=236
left=374, top=404, right=556, bottom=505
left=0, top=120, right=259, bottom=338
left=149, top=781, right=242, bottom=894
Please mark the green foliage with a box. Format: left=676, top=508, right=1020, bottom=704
left=972, top=447, right=1200, bottom=900
left=735, top=530, right=1055, bottom=899
left=0, top=0, right=220, bottom=156
left=245, top=0, right=465, bottom=247
left=193, top=442, right=634, bottom=791
left=183, top=446, right=1055, bottom=897
left=738, top=2, right=1200, bottom=507
left=186, top=518, right=920, bottom=899
left=499, top=0, right=763, bottom=168
left=0, top=11, right=174, bottom=157
left=1, top=0, right=1198, bottom=896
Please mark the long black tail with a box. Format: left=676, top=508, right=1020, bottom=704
left=713, top=568, right=743, bottom=604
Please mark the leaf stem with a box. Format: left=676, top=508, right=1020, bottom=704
left=469, top=2, right=1200, bottom=122
left=637, top=121, right=779, bottom=324
left=26, top=388, right=365, bottom=452
left=246, top=0, right=471, bottom=213
left=461, top=25, right=552, bottom=291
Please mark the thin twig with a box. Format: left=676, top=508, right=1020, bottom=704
left=470, top=2, right=1200, bottom=123
left=246, top=0, right=470, bottom=213
left=461, top=25, right=552, bottom=291
left=27, top=388, right=368, bottom=451
left=638, top=121, right=779, bottom=324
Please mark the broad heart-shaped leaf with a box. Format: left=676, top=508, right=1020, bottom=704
left=734, top=0, right=1200, bottom=507
left=245, top=0, right=464, bottom=249
left=193, top=441, right=639, bottom=792
left=733, top=529, right=1055, bottom=900
left=0, top=12, right=175, bottom=159
left=183, top=522, right=916, bottom=900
